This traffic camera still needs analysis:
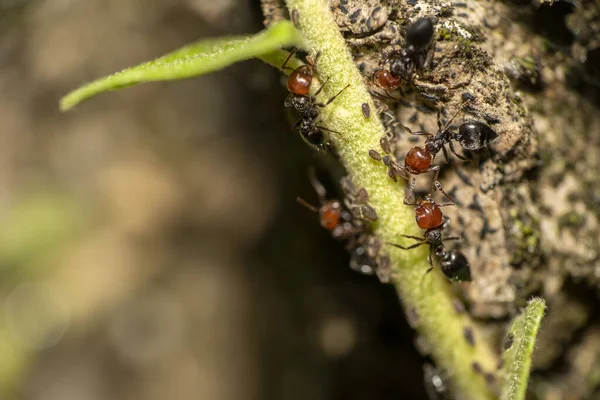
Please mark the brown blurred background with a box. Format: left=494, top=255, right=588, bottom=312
left=0, top=0, right=430, bottom=399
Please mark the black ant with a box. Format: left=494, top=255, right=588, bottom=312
left=371, top=17, right=435, bottom=96
left=297, top=170, right=374, bottom=240
left=388, top=194, right=471, bottom=281
left=281, top=50, right=350, bottom=149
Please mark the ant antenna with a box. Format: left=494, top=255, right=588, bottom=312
left=307, top=167, right=328, bottom=203
left=439, top=101, right=468, bottom=133
left=281, top=48, right=298, bottom=71
left=296, top=197, right=319, bottom=212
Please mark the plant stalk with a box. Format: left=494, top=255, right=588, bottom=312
left=280, top=0, right=498, bottom=398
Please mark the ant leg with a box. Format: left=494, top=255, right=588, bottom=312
left=400, top=234, right=426, bottom=242
left=428, top=165, right=441, bottom=192
left=433, top=181, right=455, bottom=207
left=284, top=93, right=294, bottom=108
left=441, top=216, right=451, bottom=229
left=297, top=197, right=320, bottom=212
left=388, top=242, right=425, bottom=250
left=306, top=50, right=321, bottom=68
left=426, top=248, right=434, bottom=273
left=404, top=177, right=417, bottom=205
left=307, top=168, right=328, bottom=203
left=315, top=125, right=342, bottom=135
left=443, top=235, right=463, bottom=242
left=448, top=141, right=468, bottom=161
left=317, top=84, right=351, bottom=107
left=281, top=48, right=298, bottom=71
left=313, top=77, right=330, bottom=96
left=441, top=145, right=449, bottom=163
left=423, top=46, right=435, bottom=70
left=436, top=108, right=443, bottom=130
left=380, top=50, right=400, bottom=67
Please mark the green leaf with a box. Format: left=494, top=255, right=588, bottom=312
left=60, top=21, right=303, bottom=111
left=501, top=297, right=546, bottom=400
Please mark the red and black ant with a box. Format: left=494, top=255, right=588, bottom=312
left=388, top=194, right=471, bottom=281
left=370, top=105, right=498, bottom=200
left=371, top=17, right=435, bottom=96
left=297, top=170, right=375, bottom=240
left=281, top=49, right=350, bottom=149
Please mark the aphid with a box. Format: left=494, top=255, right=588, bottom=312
left=362, top=102, right=371, bottom=118
left=297, top=169, right=358, bottom=240
left=503, top=332, right=514, bottom=351
left=463, top=326, right=475, bottom=346
left=368, top=136, right=407, bottom=182
left=340, top=176, right=378, bottom=222
left=291, top=9, right=299, bottom=25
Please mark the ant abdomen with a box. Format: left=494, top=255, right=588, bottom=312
left=406, top=17, right=434, bottom=49
left=455, top=121, right=499, bottom=151
left=440, top=250, right=471, bottom=282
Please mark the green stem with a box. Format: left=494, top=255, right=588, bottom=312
left=501, top=298, right=546, bottom=400
left=281, top=0, right=498, bottom=398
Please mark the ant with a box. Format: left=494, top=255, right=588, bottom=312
left=371, top=17, right=435, bottom=95
left=388, top=194, right=471, bottom=281
left=281, top=50, right=350, bottom=149
left=297, top=170, right=375, bottom=240
left=370, top=105, right=498, bottom=200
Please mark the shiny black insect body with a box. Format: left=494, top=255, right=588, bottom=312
left=385, top=17, right=435, bottom=81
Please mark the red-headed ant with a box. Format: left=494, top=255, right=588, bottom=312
left=370, top=17, right=435, bottom=97
left=388, top=194, right=471, bottom=281
left=297, top=170, right=375, bottom=240
left=370, top=104, right=498, bottom=200
left=281, top=49, right=350, bottom=149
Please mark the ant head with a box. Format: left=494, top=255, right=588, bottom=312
left=440, top=250, right=471, bottom=281
left=287, top=65, right=314, bottom=96
left=373, top=69, right=402, bottom=90
left=405, top=146, right=434, bottom=173
left=406, top=18, right=435, bottom=49
left=415, top=198, right=443, bottom=230
left=455, top=121, right=498, bottom=151
left=319, top=200, right=342, bottom=231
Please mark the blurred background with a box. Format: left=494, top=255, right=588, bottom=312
left=0, top=0, right=429, bottom=398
